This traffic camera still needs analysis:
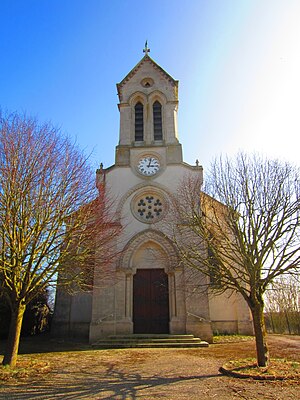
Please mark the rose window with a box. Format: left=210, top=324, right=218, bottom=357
left=131, top=191, right=167, bottom=223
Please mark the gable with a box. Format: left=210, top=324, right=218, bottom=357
left=117, top=55, right=178, bottom=103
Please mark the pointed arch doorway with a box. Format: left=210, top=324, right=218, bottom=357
left=119, top=230, right=183, bottom=335
left=133, top=268, right=169, bottom=333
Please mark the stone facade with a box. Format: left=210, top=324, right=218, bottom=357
left=52, top=51, right=253, bottom=342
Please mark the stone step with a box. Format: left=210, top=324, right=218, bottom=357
left=92, top=334, right=209, bottom=349
left=92, top=342, right=209, bottom=348
left=109, top=334, right=195, bottom=340
left=95, top=338, right=203, bottom=344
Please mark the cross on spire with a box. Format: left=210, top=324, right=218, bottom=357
left=143, top=40, right=150, bottom=55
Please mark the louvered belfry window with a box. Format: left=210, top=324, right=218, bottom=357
left=135, top=102, right=144, bottom=141
left=153, top=101, right=163, bottom=140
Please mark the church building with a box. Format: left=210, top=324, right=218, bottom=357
left=52, top=47, right=253, bottom=343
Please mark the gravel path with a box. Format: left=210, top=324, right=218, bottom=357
left=0, top=335, right=299, bottom=399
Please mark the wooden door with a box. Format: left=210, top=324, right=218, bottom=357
left=133, top=269, right=169, bottom=334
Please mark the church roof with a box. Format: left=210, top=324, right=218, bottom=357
left=116, top=53, right=178, bottom=101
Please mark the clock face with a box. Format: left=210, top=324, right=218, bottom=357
left=138, top=156, right=160, bottom=176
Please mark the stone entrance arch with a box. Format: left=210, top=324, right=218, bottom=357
left=119, top=229, right=178, bottom=273
left=118, top=230, right=186, bottom=334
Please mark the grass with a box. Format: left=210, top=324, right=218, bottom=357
left=0, top=358, right=51, bottom=381
left=213, top=334, right=300, bottom=381
left=220, top=358, right=300, bottom=381
left=213, top=334, right=255, bottom=343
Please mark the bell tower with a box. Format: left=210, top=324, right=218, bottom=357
left=115, top=44, right=183, bottom=167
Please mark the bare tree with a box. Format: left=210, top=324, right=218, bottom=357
left=265, top=275, right=300, bottom=334
left=0, top=111, right=121, bottom=367
left=170, top=153, right=300, bottom=367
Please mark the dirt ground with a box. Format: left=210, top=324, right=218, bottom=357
left=0, top=334, right=299, bottom=400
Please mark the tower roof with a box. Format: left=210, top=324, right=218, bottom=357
left=117, top=53, right=178, bottom=102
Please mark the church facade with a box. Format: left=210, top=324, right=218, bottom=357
left=52, top=49, right=253, bottom=342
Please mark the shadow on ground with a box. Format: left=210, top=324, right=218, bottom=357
left=0, top=333, right=92, bottom=355
left=0, top=335, right=299, bottom=400
left=0, top=363, right=220, bottom=400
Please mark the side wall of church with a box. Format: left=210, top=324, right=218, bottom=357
left=209, top=291, right=254, bottom=335
left=51, top=290, right=92, bottom=340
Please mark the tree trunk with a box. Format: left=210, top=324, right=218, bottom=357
left=251, top=304, right=269, bottom=367
left=270, top=312, right=275, bottom=333
left=284, top=310, right=291, bottom=334
left=2, top=302, right=26, bottom=367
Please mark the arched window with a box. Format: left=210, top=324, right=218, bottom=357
left=135, top=102, right=144, bottom=141
left=153, top=101, right=163, bottom=140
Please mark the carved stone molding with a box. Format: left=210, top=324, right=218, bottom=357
left=118, top=229, right=179, bottom=273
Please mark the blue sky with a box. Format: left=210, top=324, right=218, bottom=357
left=0, top=0, right=299, bottom=172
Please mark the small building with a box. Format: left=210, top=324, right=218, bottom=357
left=52, top=47, right=253, bottom=342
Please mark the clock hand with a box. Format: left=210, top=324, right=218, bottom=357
left=147, top=158, right=152, bottom=167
